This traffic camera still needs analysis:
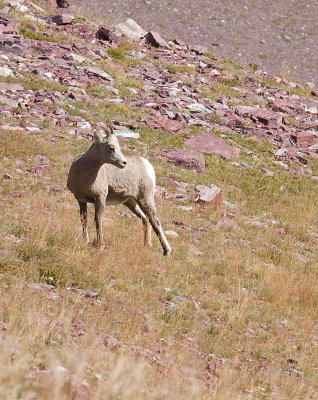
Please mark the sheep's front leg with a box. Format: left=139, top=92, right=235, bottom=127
left=94, top=196, right=105, bottom=248
left=78, top=201, right=89, bottom=244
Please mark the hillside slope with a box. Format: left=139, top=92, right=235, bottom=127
left=1, top=1, right=318, bottom=399
left=73, top=0, right=318, bottom=87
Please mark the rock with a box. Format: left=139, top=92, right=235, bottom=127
left=71, top=319, right=87, bottom=342
left=0, top=82, right=23, bottom=92
left=145, top=31, right=169, bottom=48
left=52, top=13, right=74, bottom=25
left=155, top=185, right=165, bottom=198
left=96, top=26, right=121, bottom=45
left=160, top=148, right=206, bottom=173
left=271, top=99, right=304, bottom=115
left=28, top=282, right=55, bottom=291
left=114, top=18, right=146, bottom=41
left=56, top=0, right=69, bottom=8
left=145, top=117, right=187, bottom=133
left=260, top=167, right=275, bottom=176
left=216, top=218, right=240, bottom=231
left=29, top=165, right=52, bottom=177
left=114, top=129, right=139, bottom=138
left=85, top=66, right=113, bottom=81
left=191, top=45, right=208, bottom=55
left=186, top=102, right=212, bottom=114
left=0, top=66, right=13, bottom=77
left=244, top=221, right=268, bottom=228
left=233, top=106, right=283, bottom=128
left=195, top=184, right=222, bottom=206
left=186, top=132, right=240, bottom=159
left=164, top=230, right=179, bottom=237
left=68, top=53, right=86, bottom=63
left=103, top=334, right=120, bottom=349
left=0, top=95, right=18, bottom=107
left=291, top=131, right=315, bottom=145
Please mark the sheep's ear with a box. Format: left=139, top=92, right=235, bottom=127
left=93, top=129, right=103, bottom=144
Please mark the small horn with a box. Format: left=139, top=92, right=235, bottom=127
left=108, top=125, right=114, bottom=136
left=93, top=129, right=103, bottom=144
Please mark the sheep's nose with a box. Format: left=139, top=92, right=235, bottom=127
left=122, top=161, right=127, bottom=166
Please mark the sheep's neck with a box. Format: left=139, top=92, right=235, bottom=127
left=79, top=145, right=104, bottom=172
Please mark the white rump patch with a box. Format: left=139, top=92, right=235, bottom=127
left=141, top=157, right=156, bottom=189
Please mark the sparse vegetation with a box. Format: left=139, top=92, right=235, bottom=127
left=1, top=1, right=318, bottom=399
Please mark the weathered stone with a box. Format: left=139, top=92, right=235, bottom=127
left=216, top=217, right=240, bottom=230
left=191, top=45, right=208, bottom=55
left=85, top=66, right=113, bottom=81
left=195, top=184, right=222, bottom=206
left=29, top=165, right=52, bottom=177
left=233, top=106, right=283, bottom=128
left=0, top=95, right=18, bottom=107
left=0, top=35, right=23, bottom=54
left=155, top=185, right=166, bottom=198
left=160, top=148, right=206, bottom=173
left=186, top=132, right=240, bottom=159
left=145, top=31, right=169, bottom=48
left=271, top=99, right=304, bottom=115
left=28, top=282, right=55, bottom=291
left=103, top=334, right=120, bottom=349
left=52, top=13, right=74, bottom=25
left=114, top=18, right=146, bottom=41
left=291, top=131, right=315, bottom=145
left=114, top=129, right=140, bottom=138
left=145, top=117, right=187, bottom=133
left=96, top=26, right=121, bottom=45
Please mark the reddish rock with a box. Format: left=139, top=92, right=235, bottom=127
left=191, top=45, right=208, bottom=55
left=195, top=184, right=222, bottom=206
left=160, top=148, right=206, bottom=173
left=0, top=81, right=24, bottom=91
left=96, top=26, right=121, bottom=45
left=145, top=31, right=169, bottom=48
left=173, top=38, right=187, bottom=48
left=85, top=66, right=113, bottom=81
left=186, top=132, right=240, bottom=159
left=103, top=334, right=120, bottom=349
left=233, top=106, right=283, bottom=128
left=291, top=131, right=315, bottom=145
left=52, top=13, right=74, bottom=25
left=216, top=217, right=240, bottom=230
left=30, top=165, right=52, bottom=177
left=145, top=117, right=187, bottom=133
left=155, top=185, right=166, bottom=197
left=271, top=99, right=304, bottom=115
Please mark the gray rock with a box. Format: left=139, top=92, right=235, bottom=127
left=114, top=18, right=146, bottom=41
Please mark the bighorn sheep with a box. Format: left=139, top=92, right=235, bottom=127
left=67, top=126, right=172, bottom=256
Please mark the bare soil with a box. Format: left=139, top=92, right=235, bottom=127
left=73, top=0, right=318, bottom=86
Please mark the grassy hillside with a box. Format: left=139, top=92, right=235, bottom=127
left=1, top=1, right=318, bottom=399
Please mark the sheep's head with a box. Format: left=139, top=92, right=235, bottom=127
left=93, top=126, right=127, bottom=168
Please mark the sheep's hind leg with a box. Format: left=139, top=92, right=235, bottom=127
left=78, top=200, right=89, bottom=244
left=124, top=199, right=152, bottom=248
left=137, top=198, right=171, bottom=256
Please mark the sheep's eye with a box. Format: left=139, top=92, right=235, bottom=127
left=108, top=145, right=115, bottom=153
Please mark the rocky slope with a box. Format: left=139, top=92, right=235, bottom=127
left=73, top=0, right=318, bottom=87
left=1, top=0, right=318, bottom=399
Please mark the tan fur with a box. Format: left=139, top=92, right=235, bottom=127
left=67, top=129, right=171, bottom=256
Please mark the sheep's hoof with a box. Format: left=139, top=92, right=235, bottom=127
left=92, top=239, right=106, bottom=251
left=163, top=248, right=172, bottom=257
